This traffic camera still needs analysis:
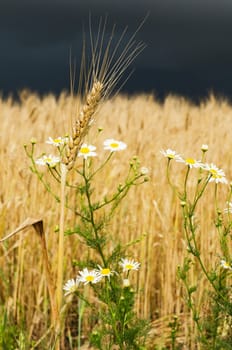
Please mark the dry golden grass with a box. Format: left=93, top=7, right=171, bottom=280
left=0, top=91, right=232, bottom=348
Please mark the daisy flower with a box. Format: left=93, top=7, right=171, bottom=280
left=120, top=258, right=141, bottom=272
left=224, top=201, right=232, bottom=214
left=220, top=260, right=232, bottom=271
left=46, top=136, right=68, bottom=147
left=176, top=157, right=203, bottom=169
left=78, top=144, right=97, bottom=160
left=95, top=265, right=116, bottom=280
left=63, top=278, right=79, bottom=296
left=160, top=149, right=182, bottom=161
left=103, top=139, right=127, bottom=152
left=204, top=163, right=228, bottom=184
left=77, top=268, right=102, bottom=285
left=35, top=154, right=60, bottom=167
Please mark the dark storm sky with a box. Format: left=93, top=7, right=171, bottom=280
left=1, top=0, right=232, bottom=101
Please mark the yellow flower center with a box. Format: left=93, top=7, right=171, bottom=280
left=54, top=139, right=61, bottom=143
left=186, top=158, right=195, bottom=164
left=210, top=169, right=217, bottom=175
left=168, top=154, right=175, bottom=159
left=110, top=143, right=119, bottom=148
left=81, top=147, right=90, bottom=154
left=101, top=268, right=110, bottom=275
left=125, top=264, right=133, bottom=270
left=86, top=275, right=94, bottom=282
left=210, top=169, right=221, bottom=178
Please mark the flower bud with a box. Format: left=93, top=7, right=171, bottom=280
left=123, top=279, right=130, bottom=288
left=140, top=167, right=149, bottom=175
left=30, top=138, right=37, bottom=144
left=201, top=144, right=208, bottom=152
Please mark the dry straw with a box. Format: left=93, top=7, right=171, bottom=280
left=1, top=88, right=232, bottom=348
left=0, top=218, right=58, bottom=326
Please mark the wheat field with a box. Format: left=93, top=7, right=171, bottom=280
left=0, top=91, right=232, bottom=348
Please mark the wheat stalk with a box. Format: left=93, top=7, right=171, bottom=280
left=55, top=17, right=144, bottom=345
left=55, top=163, right=67, bottom=348
left=55, top=81, right=103, bottom=348
left=62, top=80, right=103, bottom=170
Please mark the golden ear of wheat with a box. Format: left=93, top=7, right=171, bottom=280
left=62, top=80, right=103, bottom=170
left=62, top=16, right=146, bottom=171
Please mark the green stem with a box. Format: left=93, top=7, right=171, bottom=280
left=190, top=175, right=211, bottom=215
left=89, top=152, right=114, bottom=180
left=78, top=298, right=81, bottom=350
left=30, top=162, right=60, bottom=202
left=186, top=208, right=228, bottom=305
left=166, top=160, right=178, bottom=195
left=83, top=160, right=106, bottom=266
left=183, top=166, right=190, bottom=201
left=48, top=166, right=61, bottom=183
left=98, top=180, right=132, bottom=210
left=77, top=294, right=86, bottom=350
left=181, top=275, right=202, bottom=335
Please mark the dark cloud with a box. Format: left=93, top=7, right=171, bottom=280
left=1, top=0, right=232, bottom=100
